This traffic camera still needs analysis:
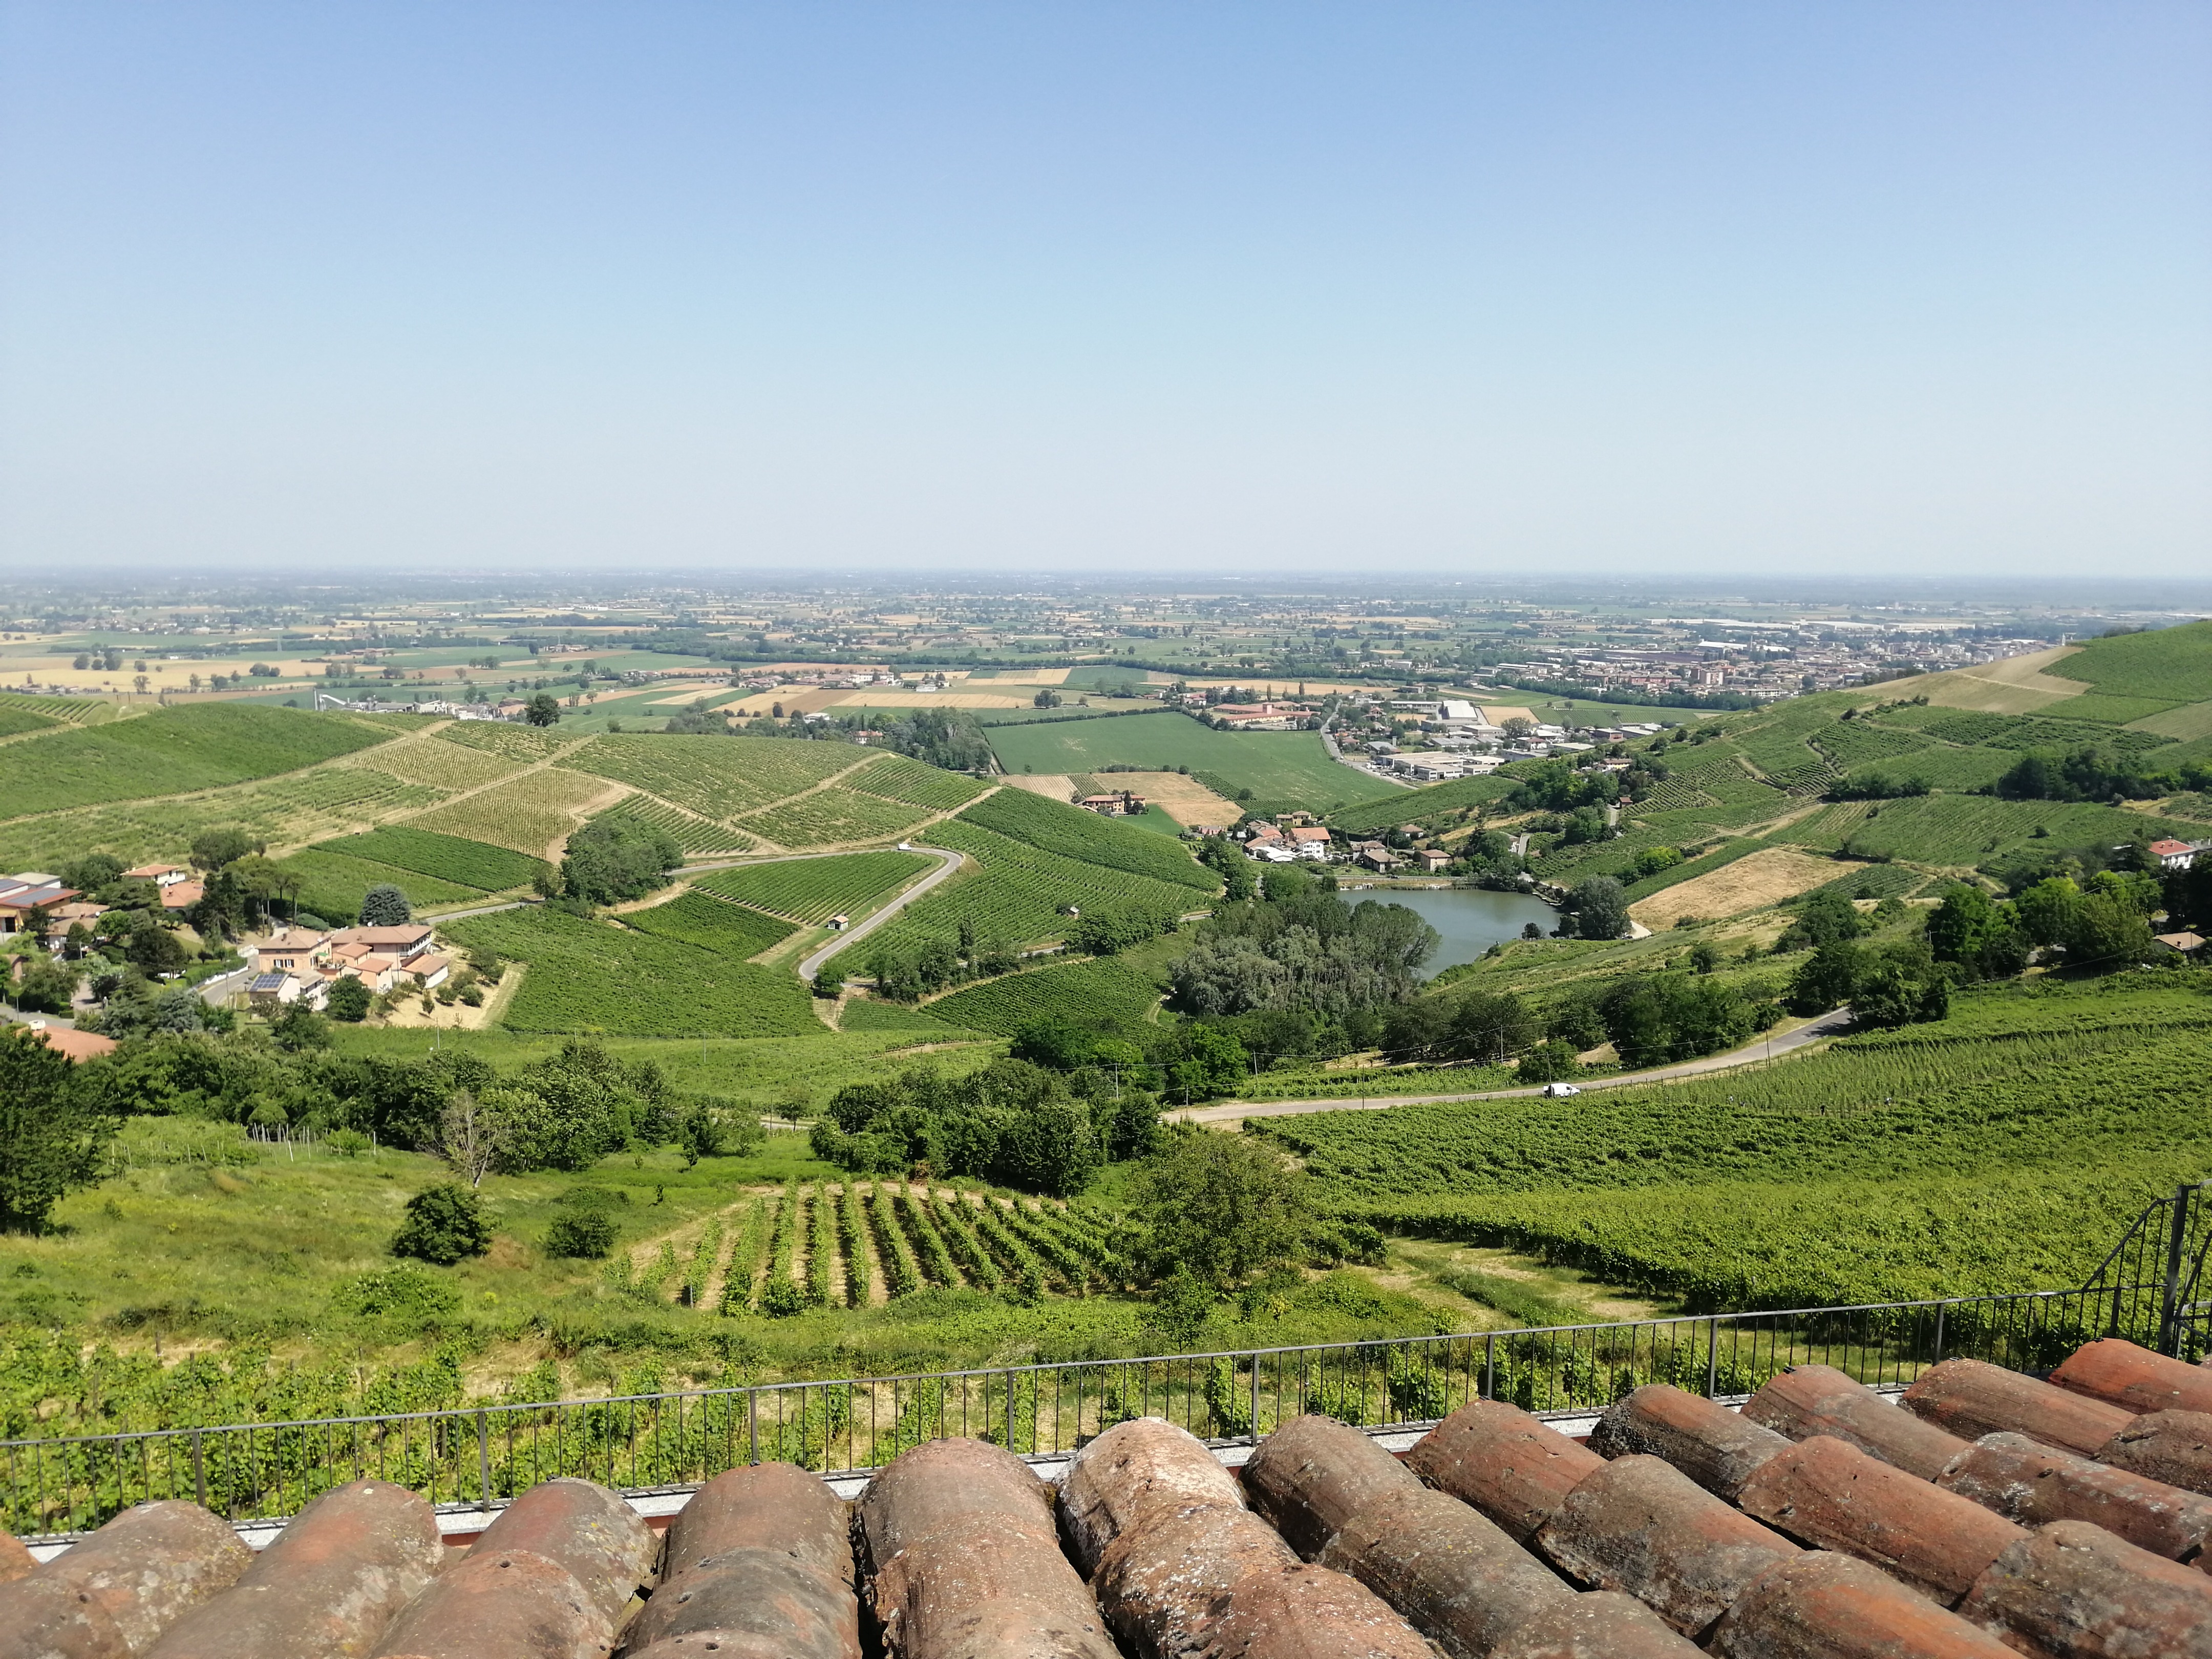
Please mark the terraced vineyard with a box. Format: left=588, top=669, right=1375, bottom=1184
left=600, top=797, right=754, bottom=855
left=432, top=722, right=576, bottom=761
left=403, top=769, right=614, bottom=857
left=439, top=906, right=819, bottom=1036
left=954, top=786, right=1218, bottom=890
left=694, top=850, right=932, bottom=924
left=846, top=753, right=990, bottom=811
left=623, top=891, right=797, bottom=958
left=0, top=704, right=398, bottom=816
left=924, top=955, right=1164, bottom=1035
left=559, top=734, right=864, bottom=821
left=735, top=785, right=933, bottom=848
left=313, top=825, right=547, bottom=890
left=338, top=736, right=524, bottom=792
left=280, top=848, right=488, bottom=923
left=828, top=817, right=1204, bottom=969
left=1770, top=794, right=2192, bottom=866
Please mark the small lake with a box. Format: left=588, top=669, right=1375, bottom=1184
left=1342, top=884, right=1561, bottom=977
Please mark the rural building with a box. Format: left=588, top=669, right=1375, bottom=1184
left=158, top=880, right=204, bottom=911
left=407, top=954, right=452, bottom=989
left=0, top=876, right=80, bottom=933
left=1286, top=825, right=1333, bottom=853
left=1208, top=701, right=1311, bottom=730
left=1242, top=821, right=1285, bottom=845
left=122, top=864, right=193, bottom=887
left=1074, top=790, right=1148, bottom=816
left=329, top=923, right=438, bottom=962
left=248, top=971, right=325, bottom=1010
left=249, top=928, right=331, bottom=976
left=2147, top=839, right=2201, bottom=871
left=1414, top=848, right=1452, bottom=873
left=2152, top=930, right=2205, bottom=956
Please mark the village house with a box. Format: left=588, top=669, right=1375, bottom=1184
left=1074, top=789, right=1147, bottom=816
left=1414, top=848, right=1452, bottom=873
left=2148, top=838, right=2201, bottom=871
left=0, top=875, right=79, bottom=934
left=122, top=864, right=193, bottom=887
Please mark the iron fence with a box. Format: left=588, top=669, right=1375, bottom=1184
left=4, top=1262, right=2188, bottom=1544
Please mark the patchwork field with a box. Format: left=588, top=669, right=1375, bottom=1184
left=734, top=785, right=934, bottom=848
left=1627, top=845, right=1855, bottom=928
left=984, top=711, right=1396, bottom=813
left=1089, top=770, right=1241, bottom=827
left=923, top=955, right=1165, bottom=1035
left=404, top=768, right=623, bottom=858
left=0, top=704, right=397, bottom=817
left=621, top=890, right=798, bottom=958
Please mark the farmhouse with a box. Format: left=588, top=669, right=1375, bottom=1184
left=1074, top=790, right=1147, bottom=816
left=0, top=875, right=79, bottom=933
left=158, top=880, right=204, bottom=911
left=1208, top=701, right=1311, bottom=730
left=329, top=923, right=438, bottom=961
left=2147, top=838, right=2201, bottom=871
left=121, top=864, right=193, bottom=887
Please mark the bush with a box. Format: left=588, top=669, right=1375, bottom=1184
left=390, top=1182, right=492, bottom=1265
left=326, top=976, right=372, bottom=1023
left=359, top=884, right=412, bottom=926
left=1515, top=1038, right=1582, bottom=1084
left=545, top=1211, right=617, bottom=1258
left=327, top=1129, right=371, bottom=1156
left=333, top=1263, right=461, bottom=1326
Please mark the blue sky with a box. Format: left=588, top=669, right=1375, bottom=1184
left=2, top=2, right=2206, bottom=577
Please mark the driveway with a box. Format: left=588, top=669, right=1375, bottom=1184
left=1166, top=1006, right=1857, bottom=1124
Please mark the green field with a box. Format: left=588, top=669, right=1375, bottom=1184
left=441, top=906, right=820, bottom=1037
left=1265, top=980, right=2212, bottom=1313
left=845, top=753, right=991, bottom=811
left=598, top=797, right=755, bottom=855
left=924, top=955, right=1165, bottom=1035
left=958, top=786, right=1218, bottom=891
left=0, top=705, right=396, bottom=817
left=432, top=722, right=575, bottom=761
left=2045, top=620, right=2212, bottom=705
left=735, top=785, right=934, bottom=847
left=278, top=849, right=489, bottom=923
left=985, top=711, right=1396, bottom=813
left=622, top=890, right=797, bottom=958
left=313, top=825, right=547, bottom=890
left=827, top=818, right=1206, bottom=970
left=559, top=735, right=865, bottom=821
left=0, top=707, right=59, bottom=738
left=1771, top=794, right=2190, bottom=866
left=694, top=850, right=932, bottom=924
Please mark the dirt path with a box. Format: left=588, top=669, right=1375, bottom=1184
left=1168, top=1007, right=1857, bottom=1124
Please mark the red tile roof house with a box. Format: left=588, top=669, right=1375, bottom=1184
left=2149, top=838, right=2202, bottom=871
left=2, top=1332, right=2207, bottom=1656
left=0, top=878, right=79, bottom=934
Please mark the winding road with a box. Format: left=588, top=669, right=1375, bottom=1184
left=1165, top=1006, right=1857, bottom=1124
left=797, top=846, right=967, bottom=981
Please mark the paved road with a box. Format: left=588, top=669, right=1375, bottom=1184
left=1166, top=1007, right=1857, bottom=1124
left=797, top=846, right=967, bottom=981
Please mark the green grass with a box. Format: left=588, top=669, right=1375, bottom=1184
left=924, top=956, right=1165, bottom=1035
left=1770, top=795, right=2193, bottom=866
left=2047, top=620, right=2212, bottom=703
left=845, top=753, right=991, bottom=811
left=838, top=997, right=970, bottom=1035
left=2042, top=695, right=2188, bottom=725
left=827, top=819, right=1206, bottom=970
left=736, top=785, right=933, bottom=848
left=1841, top=748, right=2016, bottom=793
left=622, top=891, right=798, bottom=958
left=1330, top=775, right=1514, bottom=835
left=0, top=707, right=59, bottom=738
left=693, top=850, right=932, bottom=924
left=441, top=905, right=820, bottom=1037
left=278, top=849, right=488, bottom=922
left=314, top=825, right=547, bottom=891
left=985, top=711, right=1396, bottom=813
left=958, top=787, right=1218, bottom=891
left=559, top=735, right=865, bottom=821
left=0, top=705, right=396, bottom=817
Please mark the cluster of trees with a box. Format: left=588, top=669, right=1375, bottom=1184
left=1550, top=970, right=1784, bottom=1067
left=1561, top=876, right=1630, bottom=940
left=1169, top=864, right=1438, bottom=1019
left=1500, top=753, right=1664, bottom=818
left=657, top=703, right=996, bottom=775
left=867, top=915, right=1023, bottom=1002
left=808, top=1059, right=1151, bottom=1196
left=553, top=816, right=683, bottom=908
left=1991, top=745, right=2211, bottom=805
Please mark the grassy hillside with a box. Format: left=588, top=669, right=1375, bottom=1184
left=0, top=704, right=396, bottom=817
left=986, top=710, right=1395, bottom=813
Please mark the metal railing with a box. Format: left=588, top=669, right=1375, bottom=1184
left=3, top=1269, right=2182, bottom=1544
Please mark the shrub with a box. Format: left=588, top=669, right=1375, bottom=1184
left=391, top=1182, right=492, bottom=1265
left=358, top=883, right=412, bottom=926
left=546, top=1211, right=617, bottom=1258
left=327, top=1129, right=371, bottom=1156
left=334, top=1263, right=461, bottom=1326
left=326, top=977, right=372, bottom=1023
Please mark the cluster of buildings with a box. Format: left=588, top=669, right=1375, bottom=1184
left=1349, top=700, right=1668, bottom=783
left=244, top=922, right=453, bottom=1010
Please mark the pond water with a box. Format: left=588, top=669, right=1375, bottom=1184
left=1343, top=884, right=1561, bottom=977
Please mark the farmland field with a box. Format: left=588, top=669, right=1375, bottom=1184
left=1769, top=794, right=2191, bottom=866
left=924, top=955, right=1164, bottom=1035
left=622, top=891, right=797, bottom=958
left=1840, top=748, right=2015, bottom=793
left=402, top=769, right=616, bottom=857
left=433, top=722, right=577, bottom=762
left=560, top=734, right=865, bottom=821
left=736, top=785, right=933, bottom=848
left=1265, top=983, right=2212, bottom=1312
left=845, top=753, right=991, bottom=811
left=279, top=848, right=488, bottom=922
left=0, top=704, right=396, bottom=817
left=599, top=797, right=755, bottom=855
left=957, top=786, right=1217, bottom=891
left=694, top=850, right=932, bottom=924
left=837, top=997, right=970, bottom=1035
left=313, top=825, right=547, bottom=891
left=337, top=736, right=524, bottom=792
left=827, top=818, right=1205, bottom=969
left=1627, top=846, right=1851, bottom=928
left=985, top=711, right=1395, bottom=813
left=2042, top=619, right=2212, bottom=704
left=440, top=906, right=820, bottom=1037
left=0, top=767, right=445, bottom=872
left=0, top=707, right=58, bottom=738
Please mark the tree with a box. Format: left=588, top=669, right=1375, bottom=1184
left=390, top=1183, right=492, bottom=1265
left=1515, top=1038, right=1581, bottom=1084
left=546, top=1210, right=616, bottom=1258
left=561, top=816, right=683, bottom=906
left=433, top=1090, right=508, bottom=1187
left=125, top=923, right=188, bottom=979
left=2064, top=891, right=2156, bottom=970
left=2015, top=877, right=2083, bottom=949
left=1032, top=688, right=1063, bottom=708
left=1132, top=1129, right=1312, bottom=1289
left=1570, top=876, right=1629, bottom=941
left=326, top=976, right=373, bottom=1023
left=189, top=827, right=258, bottom=871
left=358, top=885, right=411, bottom=926
left=0, top=1030, right=116, bottom=1232
left=13, top=956, right=80, bottom=1015
left=1778, top=888, right=1866, bottom=952
left=1786, top=941, right=1869, bottom=1016
left=523, top=692, right=562, bottom=727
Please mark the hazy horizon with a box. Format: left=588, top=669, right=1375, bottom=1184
left=4, top=2, right=2207, bottom=578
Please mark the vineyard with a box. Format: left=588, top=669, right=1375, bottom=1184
left=280, top=848, right=487, bottom=923
left=923, top=955, right=1165, bottom=1035
left=984, top=711, right=1392, bottom=813
left=403, top=768, right=615, bottom=857
left=846, top=753, right=991, bottom=811
left=622, top=891, right=797, bottom=958
left=734, top=785, right=934, bottom=848
left=432, top=722, right=576, bottom=761
left=693, top=849, right=932, bottom=924
left=439, top=906, right=819, bottom=1037
left=1771, top=794, right=2193, bottom=866
left=2044, top=620, right=2212, bottom=704
left=0, top=703, right=396, bottom=817
left=337, top=736, right=524, bottom=793
left=1265, top=983, right=2212, bottom=1313
left=828, top=818, right=1204, bottom=970
left=558, top=734, right=866, bottom=821
left=313, top=825, right=546, bottom=891
left=0, top=705, right=58, bottom=738
left=956, top=785, right=1219, bottom=891
left=599, top=797, right=754, bottom=855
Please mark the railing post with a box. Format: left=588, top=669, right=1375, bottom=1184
left=1932, top=1302, right=1947, bottom=1365
left=1705, top=1319, right=1719, bottom=1399
left=2160, top=1183, right=2193, bottom=1357
left=476, top=1411, right=492, bottom=1511
left=747, top=1388, right=759, bottom=1466
left=1482, top=1333, right=1496, bottom=1401
left=1248, top=1356, right=1262, bottom=1448
left=192, top=1431, right=207, bottom=1510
